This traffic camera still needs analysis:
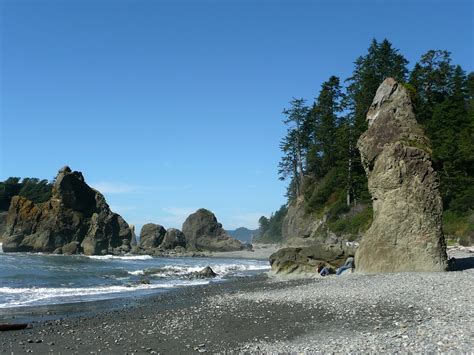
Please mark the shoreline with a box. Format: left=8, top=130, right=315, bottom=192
left=1, top=250, right=472, bottom=353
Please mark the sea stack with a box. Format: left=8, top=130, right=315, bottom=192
left=182, top=208, right=243, bottom=252
left=2, top=166, right=133, bottom=255
left=355, top=78, right=447, bottom=273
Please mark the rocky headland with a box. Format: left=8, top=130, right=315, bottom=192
left=1, top=168, right=245, bottom=256
left=269, top=78, right=450, bottom=275
left=1, top=166, right=133, bottom=255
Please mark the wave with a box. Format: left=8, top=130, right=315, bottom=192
left=0, top=280, right=210, bottom=308
left=85, top=255, right=153, bottom=261
left=127, top=263, right=269, bottom=277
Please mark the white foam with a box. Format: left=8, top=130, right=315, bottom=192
left=0, top=279, right=210, bottom=308
left=144, top=263, right=269, bottom=278
left=85, top=255, right=153, bottom=261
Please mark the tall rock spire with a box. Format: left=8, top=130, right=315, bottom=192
left=356, top=78, right=447, bottom=272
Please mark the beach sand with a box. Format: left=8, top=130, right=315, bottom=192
left=0, top=248, right=472, bottom=353
left=208, top=243, right=280, bottom=260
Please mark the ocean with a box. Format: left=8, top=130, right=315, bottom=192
left=0, top=244, right=269, bottom=309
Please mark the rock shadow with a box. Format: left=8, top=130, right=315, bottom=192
left=448, top=256, right=474, bottom=271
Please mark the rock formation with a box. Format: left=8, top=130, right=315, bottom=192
left=192, top=266, right=217, bottom=278
left=266, top=198, right=359, bottom=275
left=0, top=211, right=7, bottom=242
left=355, top=78, right=447, bottom=272
left=134, top=224, right=187, bottom=255
left=129, top=224, right=138, bottom=246
left=139, top=223, right=166, bottom=249
left=1, top=166, right=133, bottom=255
left=182, top=209, right=243, bottom=252
left=269, top=243, right=352, bottom=275
left=160, top=228, right=186, bottom=250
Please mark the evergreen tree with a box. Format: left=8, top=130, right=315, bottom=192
left=279, top=98, right=310, bottom=197
left=346, top=39, right=409, bottom=135
left=308, top=76, right=345, bottom=177
left=343, top=39, right=409, bottom=204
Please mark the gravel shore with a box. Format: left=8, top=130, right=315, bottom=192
left=1, top=249, right=472, bottom=354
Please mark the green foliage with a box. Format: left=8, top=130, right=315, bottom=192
left=254, top=205, right=288, bottom=243
left=327, top=205, right=373, bottom=239
left=0, top=177, right=53, bottom=211
left=305, top=168, right=342, bottom=212
left=443, top=210, right=474, bottom=246
left=268, top=39, right=473, bottom=245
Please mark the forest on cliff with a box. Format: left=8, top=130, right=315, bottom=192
left=257, top=39, right=473, bottom=246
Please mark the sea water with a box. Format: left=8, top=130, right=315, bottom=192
left=0, top=244, right=269, bottom=308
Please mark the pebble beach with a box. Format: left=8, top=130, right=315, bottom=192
left=0, top=248, right=472, bottom=354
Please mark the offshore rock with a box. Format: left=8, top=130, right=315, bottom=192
left=1, top=166, right=133, bottom=255
left=356, top=78, right=447, bottom=272
left=160, top=228, right=187, bottom=250
left=182, top=209, right=243, bottom=252
left=139, top=223, right=166, bottom=249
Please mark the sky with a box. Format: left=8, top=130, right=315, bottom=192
left=0, top=0, right=473, bottom=231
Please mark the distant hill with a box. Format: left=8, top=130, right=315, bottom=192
left=226, top=227, right=259, bottom=243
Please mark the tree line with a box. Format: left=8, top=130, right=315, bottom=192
left=0, top=177, right=53, bottom=211
left=257, top=39, right=473, bottom=245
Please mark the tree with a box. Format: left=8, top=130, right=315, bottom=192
left=258, top=216, right=269, bottom=235
left=344, top=38, right=409, bottom=205
left=346, top=39, right=409, bottom=136
left=308, top=76, right=345, bottom=177
left=279, top=98, right=310, bottom=197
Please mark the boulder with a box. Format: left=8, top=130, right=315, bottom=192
left=160, top=228, right=186, bottom=250
left=139, top=223, right=166, bottom=249
left=182, top=209, right=243, bottom=252
left=192, top=266, right=217, bottom=278
left=269, top=244, right=351, bottom=275
left=62, top=241, right=81, bottom=255
left=355, top=78, right=447, bottom=273
left=1, top=166, right=133, bottom=255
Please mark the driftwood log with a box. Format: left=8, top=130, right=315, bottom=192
left=0, top=323, right=29, bottom=331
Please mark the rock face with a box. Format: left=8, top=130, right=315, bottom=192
left=356, top=78, right=447, bottom=272
left=282, top=198, right=326, bottom=245
left=129, top=224, right=137, bottom=246
left=182, top=209, right=243, bottom=252
left=139, top=223, right=166, bottom=249
left=160, top=228, right=186, bottom=250
left=1, top=166, right=133, bottom=255
left=266, top=197, right=361, bottom=275
left=0, top=211, right=7, bottom=242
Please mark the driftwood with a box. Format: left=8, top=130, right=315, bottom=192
left=0, top=323, right=29, bottom=331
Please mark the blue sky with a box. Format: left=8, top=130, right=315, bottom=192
left=1, top=0, right=472, bottom=231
